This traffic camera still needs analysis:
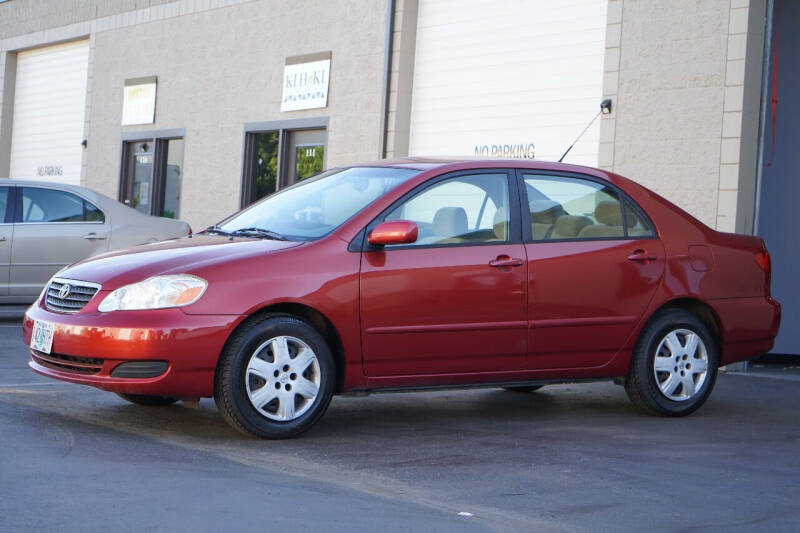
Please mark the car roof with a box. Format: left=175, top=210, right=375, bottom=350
left=345, top=157, right=610, bottom=178
left=0, top=178, right=114, bottom=204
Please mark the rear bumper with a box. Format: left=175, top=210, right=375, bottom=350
left=714, top=296, right=781, bottom=365
left=22, top=304, right=244, bottom=397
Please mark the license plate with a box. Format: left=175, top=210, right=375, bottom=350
left=30, top=320, right=55, bottom=354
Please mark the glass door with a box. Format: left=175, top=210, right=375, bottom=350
left=121, top=137, right=184, bottom=217
left=285, top=129, right=326, bottom=186
left=124, top=141, right=154, bottom=215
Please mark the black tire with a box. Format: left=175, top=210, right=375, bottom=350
left=116, top=393, right=178, bottom=406
left=214, top=315, right=335, bottom=439
left=502, top=385, right=544, bottom=393
left=625, top=309, right=718, bottom=417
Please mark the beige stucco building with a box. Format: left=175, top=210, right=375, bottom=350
left=1, top=0, right=797, bottom=352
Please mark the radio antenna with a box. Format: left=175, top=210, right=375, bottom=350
left=558, top=99, right=612, bottom=163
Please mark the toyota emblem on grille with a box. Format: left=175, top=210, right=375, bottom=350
left=58, top=284, right=71, bottom=300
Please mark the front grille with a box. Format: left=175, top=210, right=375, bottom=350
left=30, top=349, right=104, bottom=375
left=45, top=278, right=100, bottom=314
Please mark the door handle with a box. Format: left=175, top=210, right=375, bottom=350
left=489, top=255, right=524, bottom=268
left=627, top=249, right=656, bottom=262
left=83, top=233, right=107, bottom=241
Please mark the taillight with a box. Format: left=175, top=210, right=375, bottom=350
left=755, top=250, right=770, bottom=272
left=755, top=250, right=771, bottom=296
left=188, top=226, right=193, bottom=236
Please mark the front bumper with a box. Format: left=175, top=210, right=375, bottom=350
left=22, top=303, right=245, bottom=398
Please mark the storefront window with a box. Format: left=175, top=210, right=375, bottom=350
left=254, top=132, right=279, bottom=200
left=242, top=124, right=327, bottom=206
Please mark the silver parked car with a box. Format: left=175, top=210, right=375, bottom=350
left=0, top=180, right=190, bottom=303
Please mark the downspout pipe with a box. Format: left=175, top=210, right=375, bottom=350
left=380, top=0, right=397, bottom=159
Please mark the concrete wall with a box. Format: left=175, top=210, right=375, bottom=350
left=1, top=0, right=388, bottom=229
left=0, top=0, right=175, bottom=39
left=384, top=0, right=418, bottom=159
left=599, top=0, right=762, bottom=232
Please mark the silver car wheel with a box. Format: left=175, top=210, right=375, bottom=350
left=245, top=335, right=321, bottom=421
left=653, top=328, right=709, bottom=402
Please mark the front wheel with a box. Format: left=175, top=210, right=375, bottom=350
left=214, top=315, right=335, bottom=439
left=625, top=309, right=718, bottom=416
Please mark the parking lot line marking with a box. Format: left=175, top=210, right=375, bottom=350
left=728, top=371, right=800, bottom=382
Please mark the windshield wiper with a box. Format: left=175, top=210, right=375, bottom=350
left=230, top=227, right=288, bottom=241
left=203, top=225, right=234, bottom=236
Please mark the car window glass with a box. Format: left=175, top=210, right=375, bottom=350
left=384, top=173, right=510, bottom=246
left=84, top=201, right=105, bottom=222
left=0, top=188, right=8, bottom=223
left=22, top=188, right=85, bottom=223
left=523, top=175, right=632, bottom=240
left=219, top=167, right=419, bottom=240
left=625, top=202, right=654, bottom=237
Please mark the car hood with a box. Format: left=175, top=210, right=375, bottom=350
left=59, top=235, right=303, bottom=290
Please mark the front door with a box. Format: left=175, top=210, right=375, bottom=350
left=11, top=186, right=110, bottom=296
left=122, top=140, right=154, bottom=215
left=360, top=171, right=527, bottom=377
left=120, top=138, right=184, bottom=218
left=520, top=172, right=664, bottom=369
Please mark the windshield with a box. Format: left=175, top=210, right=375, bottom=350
left=215, top=166, right=420, bottom=240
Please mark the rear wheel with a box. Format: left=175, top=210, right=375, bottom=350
left=502, top=385, right=544, bottom=393
left=116, top=393, right=178, bottom=406
left=214, top=315, right=335, bottom=439
left=625, top=309, right=718, bottom=416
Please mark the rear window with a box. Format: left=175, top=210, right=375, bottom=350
left=21, top=187, right=105, bottom=223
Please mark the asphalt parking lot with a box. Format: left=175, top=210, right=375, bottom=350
left=2, top=318, right=799, bottom=533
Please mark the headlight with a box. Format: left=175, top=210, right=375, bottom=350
left=98, top=274, right=207, bottom=312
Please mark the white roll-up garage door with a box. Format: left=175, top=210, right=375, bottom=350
left=409, top=0, right=607, bottom=166
left=9, top=39, right=90, bottom=185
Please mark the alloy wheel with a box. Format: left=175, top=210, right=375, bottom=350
left=652, top=328, right=709, bottom=402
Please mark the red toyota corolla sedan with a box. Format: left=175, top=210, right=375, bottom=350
left=22, top=159, right=780, bottom=438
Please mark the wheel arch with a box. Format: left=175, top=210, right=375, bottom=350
left=646, top=297, right=723, bottom=350
left=217, top=302, right=347, bottom=394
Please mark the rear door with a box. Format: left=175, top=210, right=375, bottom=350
left=360, top=170, right=528, bottom=377
left=519, top=171, right=665, bottom=369
left=10, top=186, right=110, bottom=296
left=0, top=186, right=13, bottom=296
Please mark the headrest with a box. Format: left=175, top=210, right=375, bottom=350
left=624, top=205, right=641, bottom=228
left=553, top=215, right=593, bottom=237
left=530, top=200, right=562, bottom=224
left=433, top=206, right=468, bottom=237
left=493, top=207, right=508, bottom=239
left=594, top=200, right=622, bottom=226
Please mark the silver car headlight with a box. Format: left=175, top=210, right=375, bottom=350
left=98, top=274, right=207, bottom=312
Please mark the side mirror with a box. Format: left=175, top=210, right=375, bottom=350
left=368, top=220, right=418, bottom=246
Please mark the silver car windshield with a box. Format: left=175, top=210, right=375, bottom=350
left=216, top=167, right=420, bottom=240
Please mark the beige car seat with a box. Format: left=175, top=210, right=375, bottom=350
left=578, top=200, right=625, bottom=238
left=493, top=207, right=508, bottom=240
left=551, top=214, right=594, bottom=239
left=530, top=200, right=562, bottom=240
left=430, top=206, right=468, bottom=244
